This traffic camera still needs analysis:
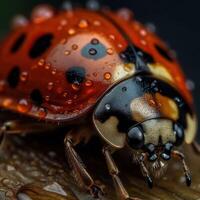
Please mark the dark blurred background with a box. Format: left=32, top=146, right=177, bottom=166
left=0, top=0, right=199, bottom=136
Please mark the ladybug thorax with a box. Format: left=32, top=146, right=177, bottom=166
left=93, top=74, right=194, bottom=154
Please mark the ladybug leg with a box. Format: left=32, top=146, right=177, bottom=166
left=171, top=150, right=192, bottom=186
left=192, top=141, right=200, bottom=154
left=103, top=146, right=142, bottom=200
left=139, top=153, right=153, bottom=188
left=64, top=133, right=105, bottom=199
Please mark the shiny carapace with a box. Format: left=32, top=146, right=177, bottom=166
left=0, top=2, right=198, bottom=200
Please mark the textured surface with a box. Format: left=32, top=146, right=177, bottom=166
left=0, top=132, right=199, bottom=200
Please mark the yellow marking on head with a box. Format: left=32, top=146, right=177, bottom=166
left=155, top=93, right=179, bottom=121
left=130, top=96, right=159, bottom=122
left=113, top=63, right=135, bottom=82
left=185, top=114, right=197, bottom=144
left=149, top=63, right=174, bottom=83
left=93, top=116, right=126, bottom=148
left=130, top=93, right=179, bottom=122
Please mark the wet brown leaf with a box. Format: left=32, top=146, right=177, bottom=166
left=0, top=131, right=199, bottom=200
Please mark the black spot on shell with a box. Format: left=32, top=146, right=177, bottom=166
left=11, top=33, right=26, bottom=53
left=66, top=66, right=86, bottom=84
left=30, top=89, right=43, bottom=106
left=29, top=33, right=53, bottom=58
left=7, top=66, right=20, bottom=88
left=155, top=44, right=174, bottom=62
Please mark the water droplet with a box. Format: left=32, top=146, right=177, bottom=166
left=105, top=104, right=111, bottom=111
left=45, top=96, right=50, bottom=101
left=107, top=48, right=114, bottom=55
left=38, top=59, right=45, bottom=66
left=91, top=38, right=99, bottom=45
left=85, top=80, right=93, bottom=87
left=140, top=29, right=147, bottom=37
left=141, top=39, right=147, bottom=45
left=89, top=48, right=97, bottom=55
left=93, top=20, right=101, bottom=26
left=72, top=44, right=78, bottom=50
left=67, top=99, right=73, bottom=105
left=104, top=72, right=112, bottom=80
left=64, top=50, right=71, bottom=55
left=17, top=99, right=29, bottom=113
left=38, top=108, right=47, bottom=119
left=86, top=0, right=100, bottom=10
left=48, top=82, right=54, bottom=91
left=11, top=15, right=29, bottom=29
left=20, top=72, right=28, bottom=82
left=45, top=63, right=51, bottom=70
left=122, top=87, right=127, bottom=92
left=52, top=69, right=57, bottom=75
left=118, top=44, right=123, bottom=48
left=68, top=28, right=76, bottom=35
left=109, top=35, right=115, bottom=40
left=31, top=4, right=55, bottom=23
left=72, top=83, right=80, bottom=91
left=63, top=92, right=68, bottom=98
left=117, top=8, right=133, bottom=21
left=78, top=19, right=89, bottom=28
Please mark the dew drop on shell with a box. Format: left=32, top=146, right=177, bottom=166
left=93, top=20, right=101, bottom=26
left=48, top=82, right=54, bottom=91
left=38, top=108, right=47, bottom=119
left=104, top=72, right=112, bottom=80
left=105, top=104, right=111, bottom=111
left=31, top=4, right=55, bottom=23
left=67, top=99, right=73, bottom=105
left=91, top=38, right=99, bottom=45
left=64, top=50, right=71, bottom=56
left=117, top=8, right=134, bottom=21
left=38, top=59, right=45, bottom=67
left=85, top=80, right=93, bottom=87
left=72, top=83, right=80, bottom=91
left=11, top=15, right=29, bottom=29
left=52, top=69, right=57, bottom=75
left=78, top=19, right=89, bottom=28
left=107, top=48, right=114, bottom=55
left=72, top=44, right=78, bottom=50
left=68, top=28, right=76, bottom=35
left=17, top=99, right=30, bottom=113
left=20, top=72, right=29, bottom=82
left=89, top=48, right=97, bottom=55
left=45, top=95, right=50, bottom=102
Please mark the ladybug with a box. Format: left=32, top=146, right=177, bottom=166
left=0, top=2, right=198, bottom=200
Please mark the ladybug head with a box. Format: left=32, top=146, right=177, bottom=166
left=93, top=74, right=196, bottom=185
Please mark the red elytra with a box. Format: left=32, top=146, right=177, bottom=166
left=0, top=7, right=193, bottom=123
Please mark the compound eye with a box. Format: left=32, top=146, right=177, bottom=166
left=127, top=126, right=144, bottom=149
left=174, top=123, right=184, bottom=146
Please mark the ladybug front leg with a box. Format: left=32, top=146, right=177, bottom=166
left=64, top=133, right=105, bottom=199
left=192, top=141, right=200, bottom=154
left=103, top=146, right=142, bottom=200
